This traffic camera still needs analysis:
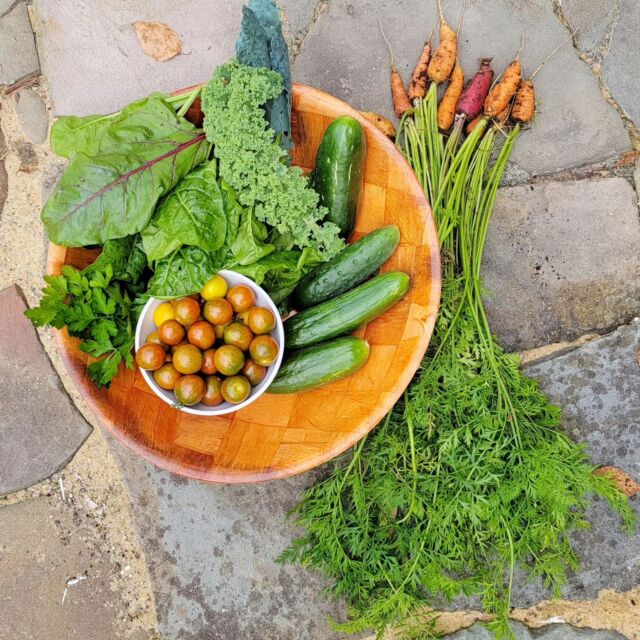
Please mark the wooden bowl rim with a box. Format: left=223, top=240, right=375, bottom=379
left=46, top=82, right=441, bottom=483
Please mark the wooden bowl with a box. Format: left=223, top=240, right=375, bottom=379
left=47, top=84, right=441, bottom=483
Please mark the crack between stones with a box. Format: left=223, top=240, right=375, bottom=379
left=552, top=0, right=640, bottom=149
left=0, top=0, right=21, bottom=19
left=279, top=0, right=329, bottom=62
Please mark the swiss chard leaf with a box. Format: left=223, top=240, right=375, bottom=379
left=229, top=208, right=274, bottom=266
left=42, top=98, right=211, bottom=247
left=147, top=246, right=219, bottom=299
left=141, top=223, right=182, bottom=264
left=236, top=0, right=292, bottom=149
left=153, top=160, right=227, bottom=254
left=50, top=94, right=177, bottom=159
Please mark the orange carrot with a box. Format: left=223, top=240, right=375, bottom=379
left=511, top=80, right=535, bottom=122
left=483, top=59, right=522, bottom=117
left=511, top=36, right=571, bottom=124
left=391, top=66, right=412, bottom=117
left=360, top=111, right=397, bottom=139
left=427, top=0, right=458, bottom=83
left=408, top=39, right=433, bottom=101
left=465, top=114, right=483, bottom=134
left=437, top=61, right=464, bottom=130
left=379, top=19, right=412, bottom=117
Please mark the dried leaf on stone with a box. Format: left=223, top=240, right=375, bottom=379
left=133, top=21, right=182, bottom=62
left=596, top=466, right=640, bottom=497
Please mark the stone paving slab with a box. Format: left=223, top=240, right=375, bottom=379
left=514, top=322, right=640, bottom=604
left=113, top=444, right=353, bottom=640
left=0, top=496, right=129, bottom=639
left=482, top=177, right=640, bottom=352
left=0, top=285, right=91, bottom=496
left=15, top=87, right=49, bottom=144
left=0, top=1, right=40, bottom=86
left=445, top=620, right=624, bottom=639
left=293, top=0, right=631, bottom=176
left=600, top=0, right=640, bottom=127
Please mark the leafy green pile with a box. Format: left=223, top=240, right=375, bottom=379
left=201, top=60, right=344, bottom=259
left=282, top=86, right=635, bottom=638
left=26, top=261, right=143, bottom=387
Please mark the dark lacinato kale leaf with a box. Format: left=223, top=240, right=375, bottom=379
left=236, top=0, right=292, bottom=149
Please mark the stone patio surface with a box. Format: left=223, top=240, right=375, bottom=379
left=0, top=1, right=639, bottom=639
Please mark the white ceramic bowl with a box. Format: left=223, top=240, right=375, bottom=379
left=135, top=269, right=284, bottom=416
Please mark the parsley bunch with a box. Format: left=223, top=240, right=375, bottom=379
left=201, top=60, right=344, bottom=259
left=282, top=87, right=635, bottom=638
left=26, top=264, right=141, bottom=387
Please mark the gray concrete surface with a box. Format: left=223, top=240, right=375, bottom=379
left=0, top=1, right=40, bottom=86
left=114, top=445, right=350, bottom=640
left=447, top=621, right=625, bottom=639
left=600, top=0, right=640, bottom=126
left=0, top=496, right=141, bottom=639
left=482, top=177, right=640, bottom=351
left=15, top=87, right=49, bottom=144
left=293, top=0, right=631, bottom=175
left=0, top=285, right=92, bottom=496
left=560, top=0, right=615, bottom=58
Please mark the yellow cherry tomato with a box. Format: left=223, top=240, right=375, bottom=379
left=153, top=302, right=175, bottom=327
left=201, top=274, right=228, bottom=301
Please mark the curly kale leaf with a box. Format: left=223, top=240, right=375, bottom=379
left=201, top=60, right=344, bottom=259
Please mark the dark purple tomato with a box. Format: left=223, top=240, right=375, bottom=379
left=201, top=376, right=224, bottom=406
left=153, top=363, right=182, bottom=390
left=188, top=320, right=216, bottom=350
left=200, top=348, right=217, bottom=375
left=146, top=330, right=168, bottom=349
left=172, top=344, right=204, bottom=375
left=249, top=335, right=279, bottom=366
left=213, top=345, right=245, bottom=376
left=226, top=285, right=255, bottom=313
left=174, top=375, right=205, bottom=406
left=203, top=298, right=234, bottom=325
left=136, top=343, right=166, bottom=370
left=221, top=375, right=251, bottom=404
left=223, top=322, right=254, bottom=351
left=242, top=359, right=267, bottom=386
left=248, top=307, right=276, bottom=335
left=159, top=320, right=185, bottom=346
left=174, top=297, right=201, bottom=326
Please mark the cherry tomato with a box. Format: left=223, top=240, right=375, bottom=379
left=153, top=363, right=182, bottom=390
left=201, top=376, right=224, bottom=406
left=214, top=322, right=229, bottom=340
left=203, top=299, right=234, bottom=325
left=213, top=345, right=245, bottom=376
left=201, top=274, right=228, bottom=301
left=221, top=375, right=251, bottom=404
left=249, top=335, right=279, bottom=366
left=226, top=285, right=255, bottom=313
left=146, top=330, right=167, bottom=349
left=174, top=375, right=205, bottom=406
left=136, top=343, right=166, bottom=370
left=170, top=339, right=189, bottom=353
left=188, top=320, right=216, bottom=350
left=223, top=322, right=254, bottom=351
left=200, top=348, right=217, bottom=375
left=159, top=320, right=185, bottom=346
left=153, top=302, right=175, bottom=327
left=242, top=359, right=267, bottom=386
left=165, top=352, right=173, bottom=362
left=174, top=297, right=201, bottom=326
left=172, top=344, right=204, bottom=375
left=248, top=307, right=276, bottom=335
left=236, top=309, right=250, bottom=325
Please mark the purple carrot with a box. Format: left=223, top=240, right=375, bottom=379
left=455, top=58, right=494, bottom=120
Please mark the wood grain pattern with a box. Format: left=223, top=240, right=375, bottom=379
left=47, top=84, right=441, bottom=483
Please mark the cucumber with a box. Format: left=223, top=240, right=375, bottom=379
left=269, top=337, right=370, bottom=394
left=284, top=272, right=410, bottom=349
left=293, top=225, right=400, bottom=309
left=313, top=115, right=366, bottom=238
